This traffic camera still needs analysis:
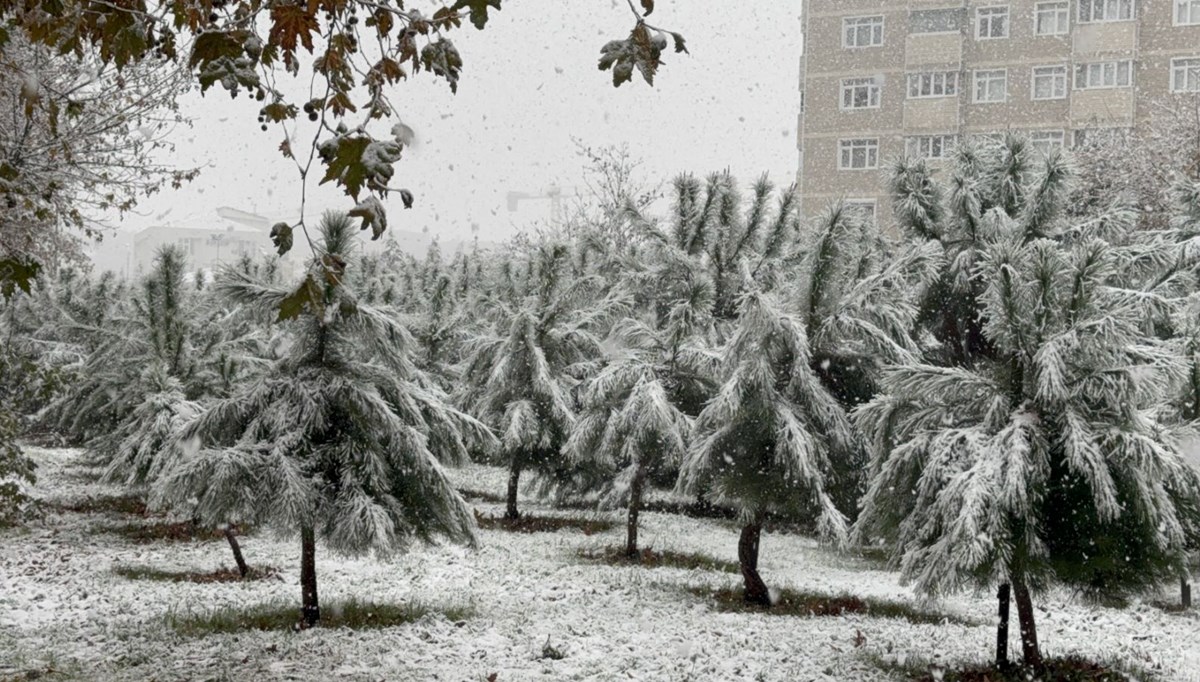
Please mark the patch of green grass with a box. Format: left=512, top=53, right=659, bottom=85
left=474, top=512, right=614, bottom=535
left=104, top=520, right=232, bottom=543
left=871, top=653, right=1154, bottom=682
left=112, top=564, right=278, bottom=584
left=578, top=546, right=739, bottom=573
left=166, top=598, right=474, bottom=636
left=455, top=487, right=507, bottom=504
left=691, top=586, right=974, bottom=626
left=53, top=494, right=146, bottom=516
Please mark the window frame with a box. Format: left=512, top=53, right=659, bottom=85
left=838, top=138, right=881, bottom=171
left=976, top=5, right=1011, bottom=39
left=1031, top=64, right=1069, bottom=100
left=841, top=77, right=883, bottom=110
left=1176, top=0, right=1200, bottom=25
left=843, top=199, right=879, bottom=223
left=973, top=69, right=1009, bottom=103
left=906, top=134, right=957, bottom=160
left=1074, top=60, right=1133, bottom=89
left=843, top=15, right=885, bottom=49
left=1171, top=57, right=1200, bottom=93
left=907, top=71, right=960, bottom=99
left=1034, top=1, right=1071, bottom=35
left=1077, top=0, right=1134, bottom=23
left=1029, top=130, right=1067, bottom=154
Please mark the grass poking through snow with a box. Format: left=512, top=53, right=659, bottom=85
left=474, top=513, right=614, bottom=535
left=104, top=520, right=241, bottom=543
left=577, top=546, right=739, bottom=573
left=52, top=494, right=147, bottom=516
left=113, top=564, right=278, bottom=584
left=691, top=586, right=974, bottom=626
left=166, top=598, right=474, bottom=636
left=872, top=654, right=1154, bottom=682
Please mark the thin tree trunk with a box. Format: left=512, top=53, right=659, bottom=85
left=738, top=520, right=770, bottom=606
left=625, top=462, right=645, bottom=558
left=1183, top=576, right=1192, bottom=610
left=1012, top=579, right=1041, bottom=668
left=995, top=583, right=1011, bottom=667
left=505, top=460, right=522, bottom=520
left=300, top=525, right=320, bottom=628
left=223, top=524, right=249, bottom=578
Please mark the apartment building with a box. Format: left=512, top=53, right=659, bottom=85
left=796, top=0, right=1200, bottom=221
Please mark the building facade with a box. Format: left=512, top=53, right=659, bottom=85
left=797, top=0, right=1200, bottom=221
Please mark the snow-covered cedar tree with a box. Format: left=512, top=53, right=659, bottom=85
left=678, top=290, right=861, bottom=606
left=156, top=212, right=492, bottom=627
left=460, top=240, right=620, bottom=520
left=856, top=146, right=1200, bottom=667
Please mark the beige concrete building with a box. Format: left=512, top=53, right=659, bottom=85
left=797, top=0, right=1200, bottom=220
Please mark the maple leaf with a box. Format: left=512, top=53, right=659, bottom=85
left=0, top=258, right=40, bottom=299
left=269, top=6, right=319, bottom=55
left=421, top=39, right=463, bottom=93
left=450, top=0, right=502, bottom=30
left=348, top=195, right=387, bottom=240
left=598, top=22, right=665, bottom=87
left=277, top=274, right=324, bottom=322
left=270, top=222, right=294, bottom=255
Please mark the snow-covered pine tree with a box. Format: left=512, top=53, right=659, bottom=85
left=856, top=147, right=1200, bottom=667
left=156, top=213, right=491, bottom=627
left=564, top=284, right=715, bottom=555
left=460, top=241, right=616, bottom=520
left=678, top=289, right=860, bottom=605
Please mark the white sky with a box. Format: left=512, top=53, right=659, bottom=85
left=115, top=1, right=803, bottom=243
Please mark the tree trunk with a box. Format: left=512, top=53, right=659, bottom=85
left=1183, top=576, right=1192, bottom=610
left=738, top=520, right=770, bottom=606
left=995, top=583, right=1011, bottom=667
left=223, top=524, right=249, bottom=578
left=505, top=461, right=522, bottom=520
left=1012, top=579, right=1041, bottom=668
left=300, top=525, right=320, bottom=628
left=625, top=462, right=645, bottom=558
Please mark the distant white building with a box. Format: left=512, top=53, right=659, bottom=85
left=130, top=207, right=284, bottom=276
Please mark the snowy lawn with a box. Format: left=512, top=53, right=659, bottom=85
left=2, top=448, right=1198, bottom=682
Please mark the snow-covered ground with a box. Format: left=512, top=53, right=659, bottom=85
left=2, top=447, right=1198, bottom=682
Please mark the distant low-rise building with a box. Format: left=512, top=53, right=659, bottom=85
left=130, top=207, right=278, bottom=275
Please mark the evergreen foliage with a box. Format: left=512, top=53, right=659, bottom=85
left=156, top=213, right=489, bottom=626
left=858, top=140, right=1200, bottom=666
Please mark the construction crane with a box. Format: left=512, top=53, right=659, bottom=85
left=505, top=184, right=582, bottom=224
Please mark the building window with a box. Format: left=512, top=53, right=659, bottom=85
left=911, top=8, right=962, bottom=34
left=906, top=135, right=957, bottom=160
left=841, top=77, right=882, bottom=109
left=907, top=71, right=959, bottom=98
left=1035, top=1, right=1070, bottom=34
left=973, top=69, right=1008, bottom=103
left=843, top=16, right=884, bottom=48
left=1029, top=130, right=1066, bottom=153
left=1075, top=60, right=1133, bottom=89
left=1032, top=65, right=1068, bottom=99
left=1178, top=0, right=1200, bottom=24
left=844, top=200, right=878, bottom=224
left=1078, top=0, right=1133, bottom=22
left=976, top=6, right=1010, bottom=39
left=1172, top=57, right=1200, bottom=92
left=839, top=138, right=880, bottom=170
